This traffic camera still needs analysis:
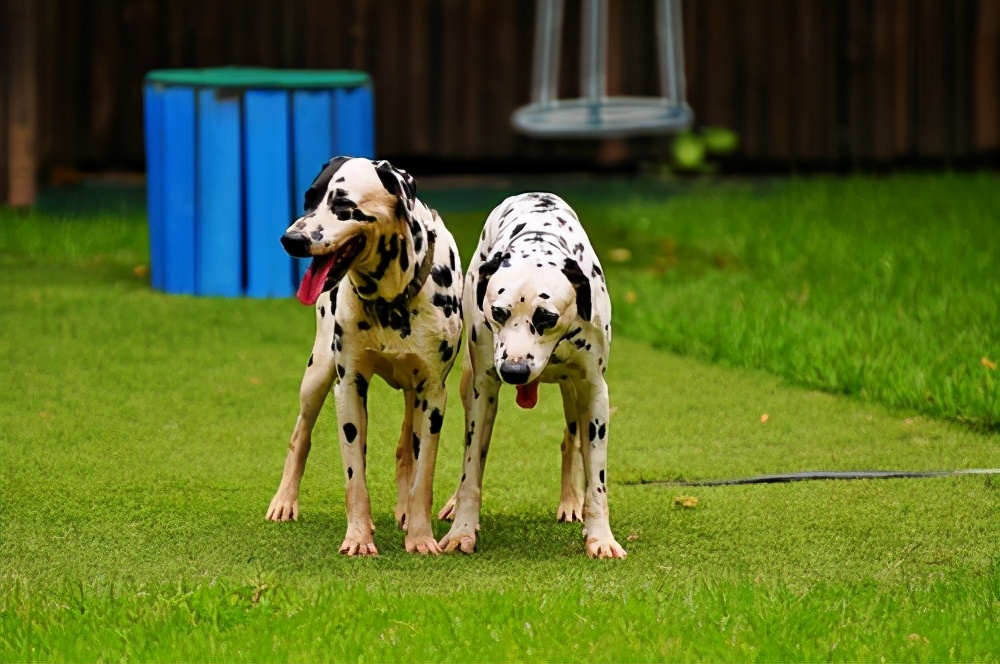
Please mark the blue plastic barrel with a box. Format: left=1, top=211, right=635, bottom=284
left=143, top=67, right=374, bottom=297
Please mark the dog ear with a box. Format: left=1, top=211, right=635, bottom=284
left=374, top=160, right=402, bottom=197
left=561, top=258, right=592, bottom=321
left=374, top=160, right=419, bottom=222
left=303, top=156, right=351, bottom=212
left=476, top=251, right=506, bottom=310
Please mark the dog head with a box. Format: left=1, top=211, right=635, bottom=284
left=280, top=157, right=418, bottom=305
left=478, top=253, right=592, bottom=402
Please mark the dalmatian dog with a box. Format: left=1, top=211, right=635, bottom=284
left=437, top=192, right=626, bottom=559
left=265, top=157, right=463, bottom=557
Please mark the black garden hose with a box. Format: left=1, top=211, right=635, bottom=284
left=629, top=468, right=1000, bottom=487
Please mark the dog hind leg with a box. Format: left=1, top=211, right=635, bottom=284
left=394, top=390, right=416, bottom=530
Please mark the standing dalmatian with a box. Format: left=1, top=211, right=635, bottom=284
left=437, top=192, right=626, bottom=559
left=266, top=157, right=463, bottom=557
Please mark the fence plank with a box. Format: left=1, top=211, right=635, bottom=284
left=6, top=0, right=38, bottom=205
left=973, top=0, right=1000, bottom=151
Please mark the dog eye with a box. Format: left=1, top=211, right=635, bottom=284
left=490, top=306, right=511, bottom=325
left=531, top=307, right=559, bottom=334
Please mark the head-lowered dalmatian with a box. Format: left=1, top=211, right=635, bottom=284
left=265, top=157, right=464, bottom=557
left=437, top=192, right=626, bottom=559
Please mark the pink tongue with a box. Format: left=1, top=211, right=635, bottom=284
left=515, top=380, right=540, bottom=409
left=295, top=256, right=336, bottom=306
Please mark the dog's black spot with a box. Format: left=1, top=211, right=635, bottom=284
left=598, top=423, right=606, bottom=439
left=510, top=222, right=527, bottom=237
left=337, top=364, right=345, bottom=379
left=574, top=338, right=587, bottom=349
left=355, top=374, right=369, bottom=408
left=412, top=433, right=421, bottom=460
left=449, top=248, right=457, bottom=270
left=310, top=229, right=324, bottom=241
left=599, top=469, right=605, bottom=484
left=473, top=387, right=480, bottom=399
left=431, top=265, right=452, bottom=287
left=319, top=305, right=326, bottom=318
left=352, top=208, right=377, bottom=223
left=307, top=354, right=314, bottom=367
left=591, top=264, right=603, bottom=278
left=564, top=327, right=582, bottom=341
left=348, top=466, right=353, bottom=480
left=539, top=293, right=549, bottom=299
left=470, top=325, right=478, bottom=344
left=491, top=306, right=510, bottom=325
left=432, top=294, right=460, bottom=317
left=531, top=307, right=559, bottom=335
left=465, top=420, right=476, bottom=447
left=343, top=423, right=358, bottom=443
left=368, top=234, right=400, bottom=281
left=461, top=473, right=466, bottom=483
left=568, top=421, right=577, bottom=436
left=439, top=340, right=454, bottom=363
left=429, top=408, right=444, bottom=435
left=589, top=421, right=597, bottom=442
left=399, top=246, right=410, bottom=272
left=416, top=379, right=427, bottom=393
left=358, top=321, right=371, bottom=330
left=334, top=322, right=344, bottom=337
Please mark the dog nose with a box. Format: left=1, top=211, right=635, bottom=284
left=280, top=231, right=312, bottom=258
left=499, top=360, right=531, bottom=385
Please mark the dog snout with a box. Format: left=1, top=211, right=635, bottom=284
left=499, top=360, right=532, bottom=385
left=280, top=231, right=312, bottom=258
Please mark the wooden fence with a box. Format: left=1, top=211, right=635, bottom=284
left=2, top=0, right=998, bottom=204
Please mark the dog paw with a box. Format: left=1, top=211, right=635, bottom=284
left=339, top=537, right=378, bottom=557
left=438, top=527, right=477, bottom=554
left=265, top=493, right=299, bottom=522
left=404, top=533, right=442, bottom=555
left=556, top=499, right=584, bottom=523
left=585, top=535, right=627, bottom=559
left=436, top=493, right=458, bottom=521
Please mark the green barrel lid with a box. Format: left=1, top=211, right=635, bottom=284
left=145, top=67, right=370, bottom=89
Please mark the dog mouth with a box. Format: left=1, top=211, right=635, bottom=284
left=515, top=380, right=540, bottom=409
left=295, top=236, right=367, bottom=306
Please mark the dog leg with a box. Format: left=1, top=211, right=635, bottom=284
left=439, top=368, right=500, bottom=554
left=266, top=329, right=335, bottom=522
left=404, top=383, right=447, bottom=554
left=576, top=377, right=627, bottom=559
left=557, top=382, right=586, bottom=523
left=335, top=366, right=378, bottom=556
left=437, top=363, right=480, bottom=521
left=394, top=390, right=416, bottom=530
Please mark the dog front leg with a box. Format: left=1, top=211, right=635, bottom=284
left=266, top=335, right=335, bottom=522
left=557, top=381, right=585, bottom=523
left=335, top=367, right=377, bottom=556
left=577, top=378, right=627, bottom=559
left=404, top=383, right=447, bottom=554
left=439, top=371, right=500, bottom=554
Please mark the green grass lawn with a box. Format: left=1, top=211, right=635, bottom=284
left=2, top=175, right=999, bottom=660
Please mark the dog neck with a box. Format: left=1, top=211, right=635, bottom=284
left=347, top=205, right=437, bottom=305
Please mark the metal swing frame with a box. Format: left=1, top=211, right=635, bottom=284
left=512, top=0, right=694, bottom=139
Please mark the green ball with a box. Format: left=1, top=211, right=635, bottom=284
left=672, top=132, right=706, bottom=169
